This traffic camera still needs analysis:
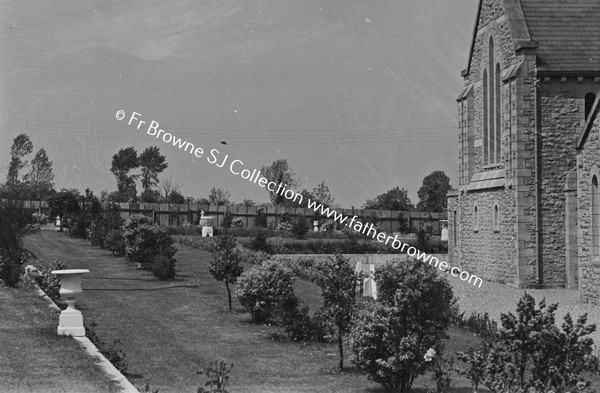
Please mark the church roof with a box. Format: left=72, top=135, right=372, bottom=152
left=520, top=0, right=600, bottom=73
left=464, top=0, right=600, bottom=76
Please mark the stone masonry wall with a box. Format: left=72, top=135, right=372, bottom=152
left=449, top=189, right=516, bottom=285
left=465, top=0, right=520, bottom=173
left=539, top=80, right=598, bottom=287
left=577, top=113, right=600, bottom=304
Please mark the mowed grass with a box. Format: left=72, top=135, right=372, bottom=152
left=23, top=231, right=497, bottom=392
left=0, top=284, right=121, bottom=393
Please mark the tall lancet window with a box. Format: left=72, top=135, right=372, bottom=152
left=482, top=36, right=501, bottom=166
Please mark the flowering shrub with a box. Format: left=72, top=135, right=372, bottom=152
left=235, top=260, right=297, bottom=324
left=123, top=214, right=177, bottom=280
left=348, top=261, right=455, bottom=393
left=35, top=260, right=69, bottom=309
left=456, top=293, right=597, bottom=393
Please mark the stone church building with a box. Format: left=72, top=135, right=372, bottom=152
left=447, top=0, right=600, bottom=302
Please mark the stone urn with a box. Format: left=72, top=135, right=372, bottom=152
left=200, top=216, right=215, bottom=237
left=51, top=269, right=90, bottom=336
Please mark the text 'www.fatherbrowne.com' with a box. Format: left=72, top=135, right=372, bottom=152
left=116, top=109, right=482, bottom=288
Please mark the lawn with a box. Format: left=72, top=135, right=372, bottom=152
left=0, top=284, right=121, bottom=393
left=22, top=230, right=489, bottom=392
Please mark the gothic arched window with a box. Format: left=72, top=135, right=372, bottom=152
left=585, top=93, right=596, bottom=120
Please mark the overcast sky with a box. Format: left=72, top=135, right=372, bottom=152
left=0, top=0, right=477, bottom=207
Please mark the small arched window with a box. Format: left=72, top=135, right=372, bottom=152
left=494, top=204, right=500, bottom=232
left=453, top=210, right=457, bottom=244
left=474, top=206, right=479, bottom=232
left=585, top=93, right=596, bottom=120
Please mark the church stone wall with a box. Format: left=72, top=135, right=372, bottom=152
left=538, top=80, right=598, bottom=287
left=577, top=115, right=600, bottom=304
left=449, top=189, right=516, bottom=285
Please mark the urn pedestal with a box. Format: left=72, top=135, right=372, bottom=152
left=51, top=269, right=90, bottom=336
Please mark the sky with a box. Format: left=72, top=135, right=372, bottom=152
left=0, top=0, right=478, bottom=207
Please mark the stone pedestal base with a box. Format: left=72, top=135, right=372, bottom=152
left=57, top=300, right=85, bottom=337
left=202, top=226, right=213, bottom=237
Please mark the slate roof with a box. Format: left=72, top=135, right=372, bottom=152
left=519, top=0, right=600, bottom=73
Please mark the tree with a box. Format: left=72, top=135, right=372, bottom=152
left=363, top=186, right=414, bottom=211
left=47, top=189, right=82, bottom=232
left=299, top=180, right=336, bottom=209
left=209, top=234, right=244, bottom=311
left=138, top=146, right=168, bottom=196
left=0, top=199, right=37, bottom=286
left=241, top=199, right=256, bottom=207
left=416, top=170, right=451, bottom=212
left=6, top=133, right=34, bottom=188
left=260, top=159, right=300, bottom=206
left=208, top=187, right=231, bottom=206
left=110, top=147, right=139, bottom=202
left=23, top=148, right=55, bottom=200
left=314, top=254, right=358, bottom=370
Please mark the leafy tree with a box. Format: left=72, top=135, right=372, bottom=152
left=138, top=146, right=167, bottom=196
left=208, top=187, right=231, bottom=206
left=47, top=189, right=82, bottom=231
left=110, top=147, right=139, bottom=202
left=23, top=148, right=55, bottom=200
left=299, top=180, right=336, bottom=210
left=311, top=181, right=336, bottom=207
left=260, top=159, right=300, bottom=206
left=209, top=234, right=244, bottom=311
left=140, top=189, right=162, bottom=203
left=6, top=133, right=34, bottom=187
left=416, top=170, right=451, bottom=212
left=167, top=189, right=186, bottom=204
left=349, top=261, right=455, bottom=393
left=241, top=199, right=256, bottom=207
left=363, top=186, right=414, bottom=211
left=314, top=254, right=358, bottom=370
left=0, top=200, right=37, bottom=286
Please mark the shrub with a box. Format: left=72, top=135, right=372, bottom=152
left=267, top=236, right=291, bottom=254
left=123, top=214, right=177, bottom=280
left=450, top=309, right=498, bottom=340
left=222, top=210, right=233, bottom=228
left=349, top=261, right=455, bottom=393
left=86, top=320, right=128, bottom=375
left=105, top=229, right=126, bottom=256
left=254, top=208, right=268, bottom=228
left=291, top=215, right=309, bottom=239
left=89, top=203, right=123, bottom=248
left=456, top=293, right=597, bottom=393
left=151, top=254, right=176, bottom=281
left=0, top=200, right=37, bottom=287
left=35, top=260, right=69, bottom=308
left=209, top=234, right=244, bottom=311
left=235, top=246, right=269, bottom=265
left=250, top=232, right=272, bottom=254
left=198, top=360, right=233, bottom=393
left=235, top=260, right=297, bottom=324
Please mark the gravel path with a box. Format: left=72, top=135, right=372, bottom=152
left=449, top=278, right=600, bottom=347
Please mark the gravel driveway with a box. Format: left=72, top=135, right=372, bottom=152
left=449, top=278, right=600, bottom=347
